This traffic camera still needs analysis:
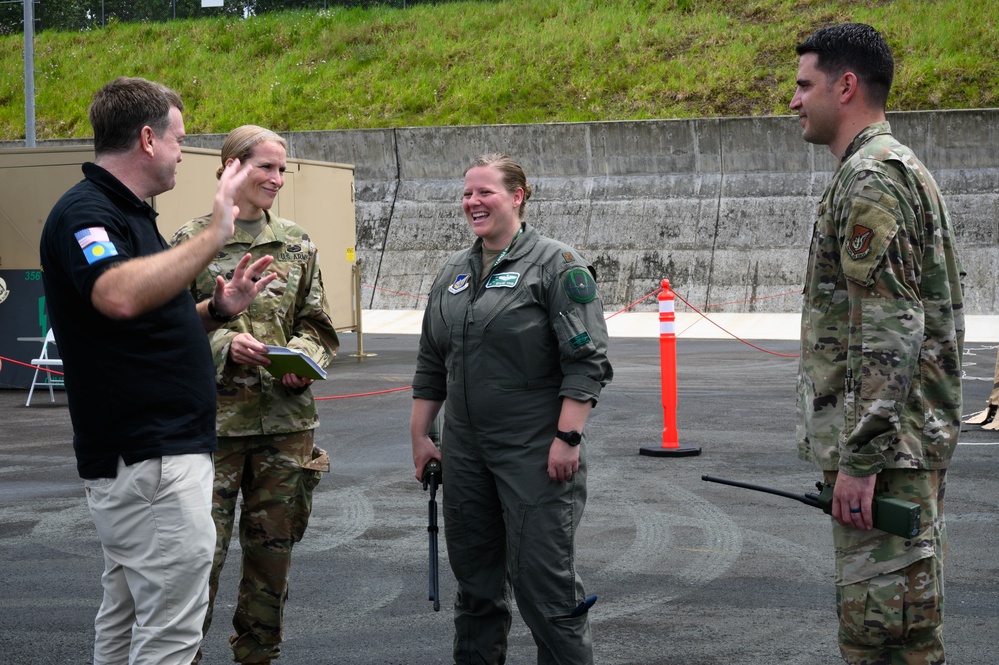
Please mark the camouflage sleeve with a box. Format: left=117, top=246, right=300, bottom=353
left=547, top=260, right=613, bottom=405
left=167, top=223, right=195, bottom=248
left=168, top=217, right=214, bottom=304
left=838, top=170, right=923, bottom=477
left=208, top=327, right=240, bottom=384
left=170, top=217, right=238, bottom=381
left=285, top=247, right=339, bottom=369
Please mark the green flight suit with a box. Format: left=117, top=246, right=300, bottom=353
left=413, top=222, right=613, bottom=665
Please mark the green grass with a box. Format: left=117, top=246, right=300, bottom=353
left=1, top=0, right=997, bottom=141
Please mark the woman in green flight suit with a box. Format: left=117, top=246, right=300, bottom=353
left=410, top=154, right=613, bottom=665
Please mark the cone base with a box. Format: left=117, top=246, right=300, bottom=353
left=639, top=444, right=702, bottom=457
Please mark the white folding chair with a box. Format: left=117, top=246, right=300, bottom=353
left=26, top=329, right=64, bottom=406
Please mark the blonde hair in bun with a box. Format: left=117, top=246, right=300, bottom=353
left=464, top=153, right=532, bottom=218
left=215, top=125, right=287, bottom=179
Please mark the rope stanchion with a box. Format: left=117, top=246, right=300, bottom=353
left=640, top=279, right=701, bottom=458
left=351, top=262, right=378, bottom=359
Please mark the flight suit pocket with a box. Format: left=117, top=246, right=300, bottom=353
left=553, top=310, right=597, bottom=359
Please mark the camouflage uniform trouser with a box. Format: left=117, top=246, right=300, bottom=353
left=204, top=430, right=321, bottom=664
left=828, top=469, right=947, bottom=665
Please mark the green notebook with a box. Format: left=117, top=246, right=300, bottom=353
left=262, top=345, right=327, bottom=380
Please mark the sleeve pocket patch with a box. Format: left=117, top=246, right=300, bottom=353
left=841, top=192, right=899, bottom=287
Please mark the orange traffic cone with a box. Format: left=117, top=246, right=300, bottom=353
left=640, top=279, right=701, bottom=458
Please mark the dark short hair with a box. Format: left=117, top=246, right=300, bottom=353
left=89, top=77, right=184, bottom=157
left=796, top=23, right=894, bottom=109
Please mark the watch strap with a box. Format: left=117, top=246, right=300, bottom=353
left=207, top=298, right=238, bottom=323
left=556, top=429, right=582, bottom=446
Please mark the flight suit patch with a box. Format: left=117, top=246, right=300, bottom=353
left=485, top=272, right=520, bottom=288
left=569, top=331, right=592, bottom=349
left=563, top=268, right=597, bottom=303
left=448, top=274, right=470, bottom=294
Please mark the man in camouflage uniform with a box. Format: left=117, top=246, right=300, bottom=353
left=791, top=24, right=964, bottom=664
left=171, top=126, right=339, bottom=664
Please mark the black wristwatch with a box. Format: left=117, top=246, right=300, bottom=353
left=556, top=429, right=582, bottom=446
left=207, top=298, right=238, bottom=323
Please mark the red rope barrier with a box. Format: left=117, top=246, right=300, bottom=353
left=316, top=385, right=413, bottom=400
left=3, top=281, right=796, bottom=390
left=362, top=284, right=429, bottom=301
left=0, top=353, right=411, bottom=400
left=670, top=291, right=799, bottom=358
left=361, top=281, right=801, bottom=319
left=0, top=356, right=64, bottom=375
left=693, top=289, right=803, bottom=310
left=605, top=287, right=661, bottom=319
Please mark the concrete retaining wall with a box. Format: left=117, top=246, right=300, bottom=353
left=8, top=109, right=997, bottom=313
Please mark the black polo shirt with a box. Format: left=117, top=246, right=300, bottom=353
left=39, top=163, right=217, bottom=479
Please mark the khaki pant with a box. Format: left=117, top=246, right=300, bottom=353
left=86, top=454, right=215, bottom=665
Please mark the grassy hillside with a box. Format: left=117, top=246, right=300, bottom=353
left=1, top=0, right=997, bottom=141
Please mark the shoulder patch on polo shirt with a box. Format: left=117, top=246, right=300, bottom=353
left=74, top=226, right=119, bottom=265
left=563, top=267, right=597, bottom=303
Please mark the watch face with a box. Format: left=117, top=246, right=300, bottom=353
left=558, top=430, right=582, bottom=445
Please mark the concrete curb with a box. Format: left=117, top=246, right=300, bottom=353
left=360, top=310, right=999, bottom=343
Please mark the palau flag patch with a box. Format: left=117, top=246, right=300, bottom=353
left=448, top=274, right=471, bottom=294
left=75, top=227, right=119, bottom=265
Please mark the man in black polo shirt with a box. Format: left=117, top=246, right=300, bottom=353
left=39, top=77, right=276, bottom=665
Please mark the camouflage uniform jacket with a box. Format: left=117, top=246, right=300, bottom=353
left=796, top=121, right=965, bottom=477
left=171, top=212, right=339, bottom=436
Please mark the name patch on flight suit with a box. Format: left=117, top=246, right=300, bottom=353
left=448, top=274, right=471, bottom=294
left=569, top=332, right=592, bottom=349
left=485, top=272, right=520, bottom=288
left=563, top=268, right=597, bottom=303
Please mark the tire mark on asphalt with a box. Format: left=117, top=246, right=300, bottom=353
left=0, top=498, right=98, bottom=557
left=583, top=472, right=743, bottom=622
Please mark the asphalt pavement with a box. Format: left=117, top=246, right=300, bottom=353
left=1, top=333, right=996, bottom=665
